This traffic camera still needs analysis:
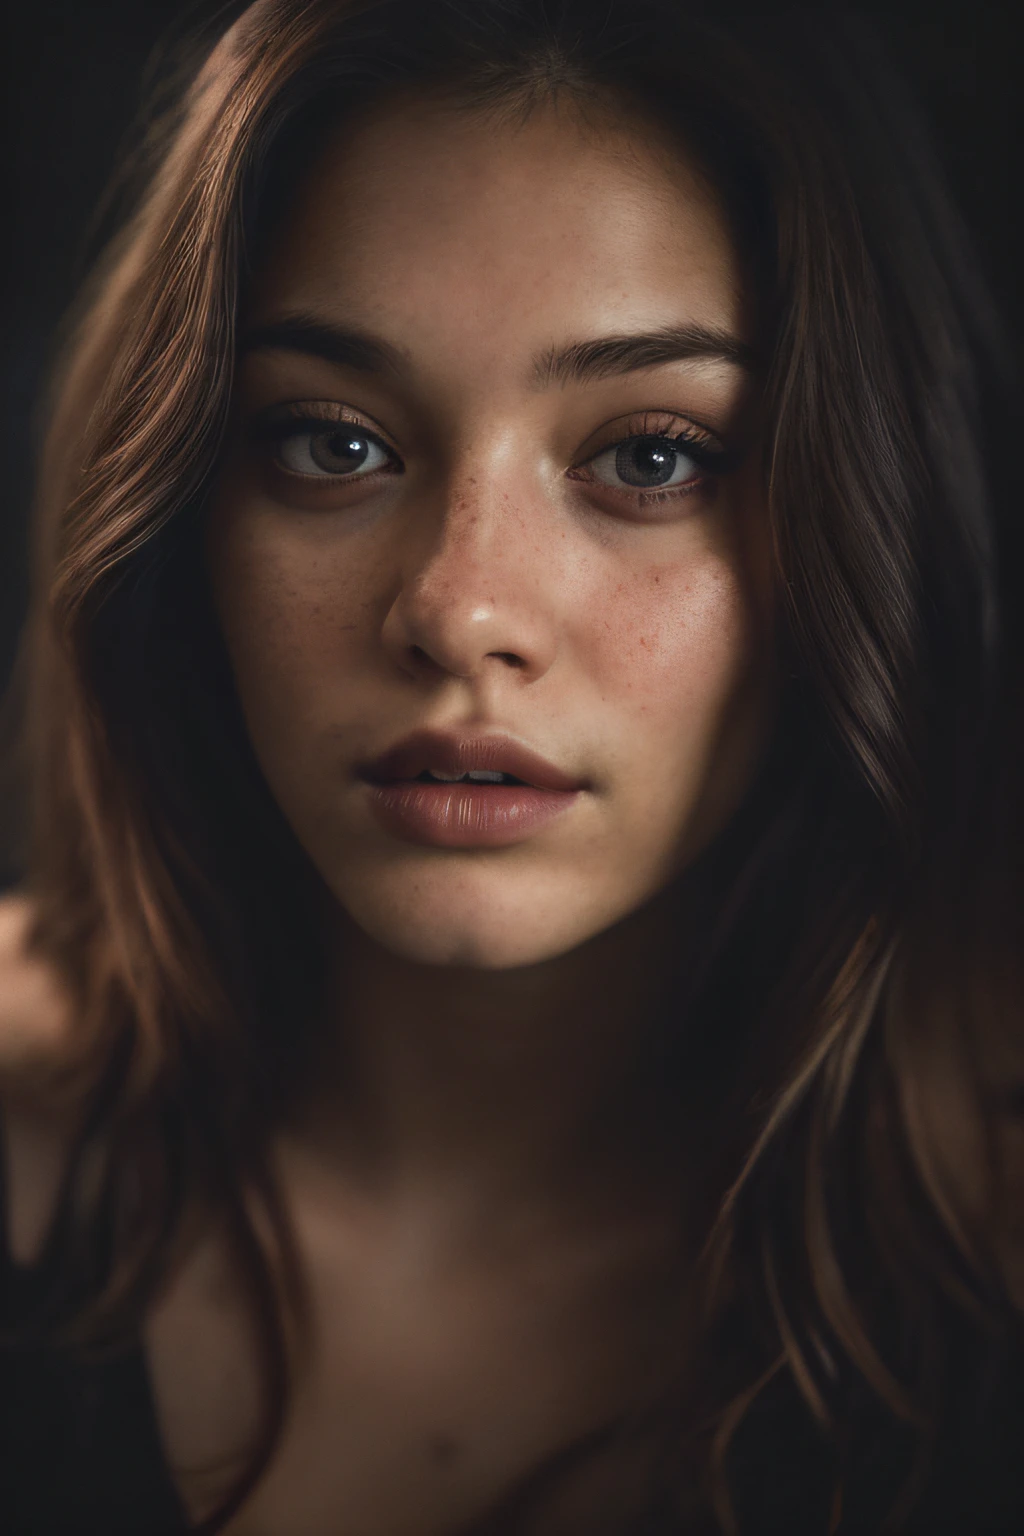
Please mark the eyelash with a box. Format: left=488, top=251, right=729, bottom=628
left=253, top=405, right=400, bottom=481
left=254, top=404, right=733, bottom=510
left=571, top=411, right=732, bottom=507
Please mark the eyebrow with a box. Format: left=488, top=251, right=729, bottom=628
left=240, top=317, right=408, bottom=375
left=239, top=314, right=758, bottom=387
left=532, top=324, right=758, bottom=386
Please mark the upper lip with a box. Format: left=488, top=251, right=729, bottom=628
left=358, top=730, right=588, bottom=792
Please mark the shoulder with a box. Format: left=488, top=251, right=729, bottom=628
left=0, top=893, right=74, bottom=1087
left=0, top=893, right=80, bottom=1265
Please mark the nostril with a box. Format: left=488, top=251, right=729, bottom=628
left=408, top=644, right=448, bottom=675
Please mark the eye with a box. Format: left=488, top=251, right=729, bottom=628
left=274, top=422, right=397, bottom=479
left=586, top=435, right=704, bottom=492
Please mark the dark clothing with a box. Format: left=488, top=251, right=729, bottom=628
left=0, top=1284, right=186, bottom=1533
left=2, top=1138, right=1023, bottom=1534
left=0, top=1120, right=188, bottom=1535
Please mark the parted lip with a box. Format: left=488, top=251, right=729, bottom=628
left=357, top=730, right=588, bottom=792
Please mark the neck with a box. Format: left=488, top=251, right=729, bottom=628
left=290, top=881, right=698, bottom=1227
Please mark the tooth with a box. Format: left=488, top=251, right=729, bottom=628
left=467, top=770, right=505, bottom=782
left=426, top=768, right=465, bottom=781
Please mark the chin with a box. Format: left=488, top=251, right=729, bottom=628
left=334, top=868, right=619, bottom=971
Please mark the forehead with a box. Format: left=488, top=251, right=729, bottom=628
left=249, top=95, right=749, bottom=366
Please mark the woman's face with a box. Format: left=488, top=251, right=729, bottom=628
left=207, top=95, right=775, bottom=969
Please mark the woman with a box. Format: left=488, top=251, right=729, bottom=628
left=1, top=0, right=1022, bottom=1531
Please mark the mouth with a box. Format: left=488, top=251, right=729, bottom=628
left=356, top=729, right=588, bottom=848
left=411, top=768, right=525, bottom=785
left=357, top=729, right=588, bottom=794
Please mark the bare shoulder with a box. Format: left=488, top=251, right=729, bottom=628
left=0, top=892, right=80, bottom=1264
left=0, top=892, right=74, bottom=1086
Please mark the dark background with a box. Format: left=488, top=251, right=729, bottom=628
left=3, top=0, right=1022, bottom=695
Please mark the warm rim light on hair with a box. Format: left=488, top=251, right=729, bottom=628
left=6, top=3, right=1022, bottom=1532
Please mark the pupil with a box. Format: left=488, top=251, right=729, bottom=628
left=616, top=438, right=676, bottom=488
left=312, top=430, right=370, bottom=472
left=329, top=433, right=368, bottom=467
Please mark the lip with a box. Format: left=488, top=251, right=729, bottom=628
left=356, top=730, right=588, bottom=848
left=357, top=730, right=588, bottom=793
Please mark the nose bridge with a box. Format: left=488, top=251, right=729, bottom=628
left=383, top=448, right=559, bottom=682
left=421, top=457, right=522, bottom=589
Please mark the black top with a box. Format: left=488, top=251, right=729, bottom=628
left=0, top=1114, right=187, bottom=1535
left=2, top=1124, right=1024, bottom=1535
left=0, top=1285, right=187, bottom=1534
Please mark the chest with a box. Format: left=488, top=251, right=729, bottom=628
left=145, top=1198, right=690, bottom=1536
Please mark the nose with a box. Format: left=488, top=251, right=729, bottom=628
left=380, top=470, right=560, bottom=687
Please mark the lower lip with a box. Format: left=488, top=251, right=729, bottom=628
left=363, top=780, right=581, bottom=847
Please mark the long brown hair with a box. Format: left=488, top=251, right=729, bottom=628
left=7, top=1, right=1023, bottom=1530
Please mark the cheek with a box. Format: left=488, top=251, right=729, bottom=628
left=584, top=545, right=775, bottom=872
left=580, top=501, right=777, bottom=858
left=584, top=553, right=761, bottom=724
left=205, top=505, right=375, bottom=727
